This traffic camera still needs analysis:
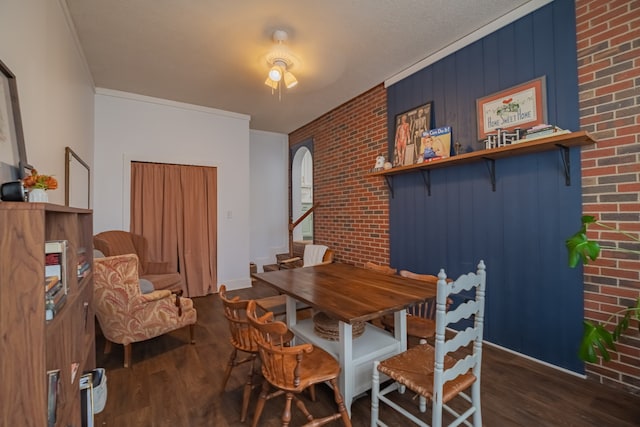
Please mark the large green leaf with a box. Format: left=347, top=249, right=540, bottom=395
left=579, top=320, right=616, bottom=363
left=566, top=232, right=600, bottom=267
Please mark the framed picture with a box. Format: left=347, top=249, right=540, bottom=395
left=65, top=147, right=91, bottom=209
left=393, top=102, right=433, bottom=167
left=0, top=59, right=28, bottom=184
left=476, top=76, right=547, bottom=140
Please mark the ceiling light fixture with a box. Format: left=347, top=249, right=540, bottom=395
left=264, top=30, right=298, bottom=100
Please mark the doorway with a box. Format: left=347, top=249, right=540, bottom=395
left=291, top=143, right=313, bottom=242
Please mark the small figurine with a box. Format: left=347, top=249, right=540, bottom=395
left=374, top=154, right=386, bottom=171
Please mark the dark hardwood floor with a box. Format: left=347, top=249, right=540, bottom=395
left=94, top=285, right=640, bottom=426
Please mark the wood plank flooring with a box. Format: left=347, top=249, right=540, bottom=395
left=93, top=286, right=640, bottom=426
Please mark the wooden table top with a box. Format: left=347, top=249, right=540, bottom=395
left=252, top=263, right=437, bottom=324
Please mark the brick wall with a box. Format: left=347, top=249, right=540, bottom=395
left=576, top=0, right=640, bottom=393
left=289, top=85, right=390, bottom=266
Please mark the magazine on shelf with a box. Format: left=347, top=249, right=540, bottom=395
left=45, top=240, right=68, bottom=314
left=420, top=126, right=452, bottom=162
left=47, top=369, right=60, bottom=427
left=76, top=247, right=91, bottom=280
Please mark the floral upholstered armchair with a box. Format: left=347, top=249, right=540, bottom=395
left=93, top=230, right=183, bottom=292
left=93, top=254, right=197, bottom=367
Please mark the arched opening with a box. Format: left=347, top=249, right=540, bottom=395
left=291, top=146, right=313, bottom=242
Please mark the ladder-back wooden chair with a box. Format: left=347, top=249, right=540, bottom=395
left=246, top=300, right=352, bottom=427
left=371, top=260, right=487, bottom=427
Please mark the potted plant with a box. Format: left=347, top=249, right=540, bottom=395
left=566, top=215, right=640, bottom=362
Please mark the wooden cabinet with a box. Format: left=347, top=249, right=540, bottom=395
left=0, top=202, right=95, bottom=427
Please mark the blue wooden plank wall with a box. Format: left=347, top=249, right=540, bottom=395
left=387, top=0, right=585, bottom=373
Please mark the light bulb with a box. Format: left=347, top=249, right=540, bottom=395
left=268, top=65, right=282, bottom=82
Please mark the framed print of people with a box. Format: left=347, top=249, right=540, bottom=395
left=393, top=102, right=432, bottom=167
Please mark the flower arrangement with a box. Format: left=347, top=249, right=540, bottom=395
left=22, top=169, right=58, bottom=191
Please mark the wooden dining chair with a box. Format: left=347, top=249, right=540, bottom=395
left=246, top=300, right=352, bottom=427
left=219, top=286, right=293, bottom=423
left=371, top=260, right=487, bottom=427
left=363, top=262, right=398, bottom=329
left=381, top=269, right=452, bottom=346
left=364, top=261, right=398, bottom=276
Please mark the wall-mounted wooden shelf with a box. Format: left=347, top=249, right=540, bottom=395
left=368, top=131, right=595, bottom=196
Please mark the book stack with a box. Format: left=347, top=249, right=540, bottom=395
left=524, top=124, right=570, bottom=140
left=76, top=248, right=91, bottom=280
left=45, top=240, right=68, bottom=319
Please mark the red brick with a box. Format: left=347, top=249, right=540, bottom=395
left=592, top=25, right=631, bottom=45
left=595, top=79, right=634, bottom=96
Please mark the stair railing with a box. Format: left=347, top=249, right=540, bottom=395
left=288, top=202, right=319, bottom=256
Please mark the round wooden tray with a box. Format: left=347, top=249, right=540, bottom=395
left=313, top=311, right=365, bottom=341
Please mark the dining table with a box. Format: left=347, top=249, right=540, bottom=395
left=252, top=262, right=438, bottom=415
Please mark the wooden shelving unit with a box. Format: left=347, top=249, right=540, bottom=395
left=368, top=131, right=595, bottom=196
left=0, top=202, right=95, bottom=427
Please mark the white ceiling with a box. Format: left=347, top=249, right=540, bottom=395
left=64, top=0, right=537, bottom=134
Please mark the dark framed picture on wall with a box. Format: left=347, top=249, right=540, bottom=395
left=393, top=102, right=432, bottom=167
left=476, top=76, right=547, bottom=140
left=0, top=59, right=28, bottom=183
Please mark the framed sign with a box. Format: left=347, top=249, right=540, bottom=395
left=0, top=59, right=28, bottom=183
left=65, top=147, right=90, bottom=209
left=476, top=76, right=547, bottom=140
left=393, top=102, right=433, bottom=167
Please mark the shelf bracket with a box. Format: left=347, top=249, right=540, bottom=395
left=420, top=169, right=431, bottom=196
left=483, top=158, right=496, bottom=192
left=383, top=175, right=394, bottom=198
left=557, top=144, right=571, bottom=186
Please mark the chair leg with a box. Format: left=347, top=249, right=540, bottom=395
left=329, top=378, right=352, bottom=427
left=472, top=381, right=482, bottom=426
left=251, top=379, right=270, bottom=427
left=281, top=392, right=294, bottom=427
left=418, top=337, right=427, bottom=412
left=371, top=361, right=380, bottom=427
left=123, top=343, right=132, bottom=368
left=309, top=384, right=316, bottom=402
left=104, top=340, right=112, bottom=354
left=240, top=354, right=257, bottom=423
left=221, top=348, right=238, bottom=393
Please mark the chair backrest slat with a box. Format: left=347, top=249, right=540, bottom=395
left=445, top=299, right=480, bottom=325
left=443, top=326, right=478, bottom=354
left=442, top=353, right=479, bottom=383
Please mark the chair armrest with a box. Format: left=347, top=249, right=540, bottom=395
left=279, top=256, right=301, bottom=264
left=145, top=261, right=172, bottom=274
left=139, top=290, right=172, bottom=302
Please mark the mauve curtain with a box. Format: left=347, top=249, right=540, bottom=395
left=130, top=162, right=217, bottom=297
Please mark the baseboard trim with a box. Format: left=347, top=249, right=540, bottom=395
left=483, top=340, right=586, bottom=379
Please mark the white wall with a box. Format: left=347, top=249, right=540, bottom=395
left=0, top=0, right=94, bottom=205
left=94, top=89, right=252, bottom=290
left=249, top=130, right=289, bottom=272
